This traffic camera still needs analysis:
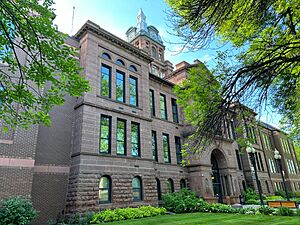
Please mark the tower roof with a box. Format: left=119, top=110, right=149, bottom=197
left=126, top=9, right=163, bottom=45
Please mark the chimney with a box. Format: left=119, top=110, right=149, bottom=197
left=193, top=59, right=200, bottom=65
left=175, top=61, right=190, bottom=70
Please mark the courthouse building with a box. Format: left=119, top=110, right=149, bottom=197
left=1, top=10, right=300, bottom=223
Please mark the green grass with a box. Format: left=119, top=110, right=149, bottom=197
left=101, top=212, right=299, bottom=225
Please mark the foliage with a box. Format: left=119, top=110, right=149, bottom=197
left=276, top=206, right=294, bottom=216
left=167, top=0, right=300, bottom=147
left=208, top=203, right=237, bottom=213
left=242, top=188, right=260, bottom=201
left=173, top=62, right=223, bottom=152
left=90, top=206, right=166, bottom=224
left=59, top=211, right=95, bottom=225
left=245, top=199, right=260, bottom=205
left=162, top=188, right=209, bottom=213
left=0, top=0, right=90, bottom=128
left=258, top=206, right=275, bottom=215
left=274, top=190, right=295, bottom=198
left=0, top=196, right=37, bottom=225
left=266, top=195, right=284, bottom=201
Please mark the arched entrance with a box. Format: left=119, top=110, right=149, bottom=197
left=211, top=149, right=228, bottom=203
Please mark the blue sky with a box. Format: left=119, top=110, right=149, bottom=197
left=53, top=0, right=218, bottom=67
left=53, top=0, right=281, bottom=128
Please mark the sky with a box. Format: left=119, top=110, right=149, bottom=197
left=52, top=0, right=281, bottom=128
left=52, top=0, right=217, bottom=67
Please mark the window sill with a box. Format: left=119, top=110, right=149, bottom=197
left=96, top=95, right=142, bottom=111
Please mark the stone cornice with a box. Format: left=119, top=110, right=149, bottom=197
left=74, top=20, right=153, bottom=63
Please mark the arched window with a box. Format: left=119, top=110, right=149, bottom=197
left=156, top=178, right=162, bottom=200
left=129, top=65, right=137, bottom=72
left=99, top=176, right=111, bottom=203
left=180, top=179, right=186, bottom=189
left=151, top=47, right=157, bottom=58
left=132, top=176, right=142, bottom=201
left=167, top=178, right=174, bottom=193
left=101, top=52, right=111, bottom=60
left=116, top=59, right=125, bottom=66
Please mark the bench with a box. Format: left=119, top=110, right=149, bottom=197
left=267, top=201, right=298, bottom=209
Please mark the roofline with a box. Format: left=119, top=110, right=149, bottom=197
left=149, top=73, right=175, bottom=87
left=74, top=20, right=153, bottom=63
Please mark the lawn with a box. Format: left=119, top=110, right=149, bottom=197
left=103, top=212, right=299, bottom=225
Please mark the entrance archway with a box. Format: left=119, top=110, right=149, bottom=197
left=211, top=149, right=228, bottom=203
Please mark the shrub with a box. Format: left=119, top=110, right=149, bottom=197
left=60, top=211, right=95, bottom=225
left=258, top=206, right=275, bottom=215
left=90, top=206, right=166, bottom=223
left=163, top=188, right=203, bottom=213
left=0, top=196, right=37, bottom=225
left=276, top=207, right=294, bottom=216
left=266, top=195, right=284, bottom=201
left=243, top=188, right=259, bottom=201
left=275, top=190, right=294, bottom=198
left=208, top=203, right=237, bottom=213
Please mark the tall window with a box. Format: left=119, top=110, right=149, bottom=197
left=101, top=65, right=111, bottom=97
left=175, top=136, right=182, bottom=164
left=167, top=178, right=174, bottom=193
left=129, top=76, right=138, bottom=106
left=149, top=89, right=155, bottom=116
left=132, top=177, right=142, bottom=201
left=116, top=71, right=125, bottom=102
left=131, top=122, right=140, bottom=157
left=160, top=94, right=167, bottom=120
left=99, top=115, right=111, bottom=154
left=116, top=119, right=126, bottom=155
left=180, top=179, right=186, bottom=189
left=258, top=153, right=264, bottom=171
left=247, top=125, right=257, bottom=143
left=99, top=176, right=111, bottom=203
left=171, top=98, right=179, bottom=123
left=152, top=131, right=158, bottom=161
left=235, top=150, right=242, bottom=170
left=156, top=178, right=162, bottom=200
left=163, top=133, right=171, bottom=163
left=151, top=46, right=157, bottom=58
left=255, top=152, right=261, bottom=171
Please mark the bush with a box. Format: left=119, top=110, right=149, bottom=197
left=0, top=196, right=37, bottom=225
left=163, top=188, right=204, bottom=213
left=266, top=195, right=284, bottom=201
left=60, top=211, right=95, bottom=225
left=275, top=190, right=295, bottom=198
left=243, top=188, right=259, bottom=201
left=90, top=206, right=166, bottom=223
left=258, top=206, right=275, bottom=215
left=276, top=207, right=294, bottom=216
left=208, top=203, right=237, bottom=213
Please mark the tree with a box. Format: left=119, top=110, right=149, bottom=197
left=167, top=0, right=300, bottom=147
left=0, top=0, right=90, bottom=129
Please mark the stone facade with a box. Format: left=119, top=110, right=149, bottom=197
left=1, top=10, right=300, bottom=224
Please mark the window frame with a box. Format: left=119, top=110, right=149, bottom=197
left=129, top=76, right=138, bottom=107
left=99, top=115, right=112, bottom=154
left=152, top=130, right=158, bottom=161
left=175, top=136, right=182, bottom=164
left=116, top=70, right=125, bottom=103
left=131, top=122, right=140, bottom=157
left=99, top=176, right=112, bottom=204
left=160, top=94, right=167, bottom=120
left=116, top=118, right=126, bottom=156
left=163, top=133, right=171, bottom=163
left=171, top=98, right=179, bottom=123
left=100, top=64, right=112, bottom=98
left=149, top=89, right=155, bottom=117
left=167, top=178, right=174, bottom=193
left=132, top=176, right=143, bottom=201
